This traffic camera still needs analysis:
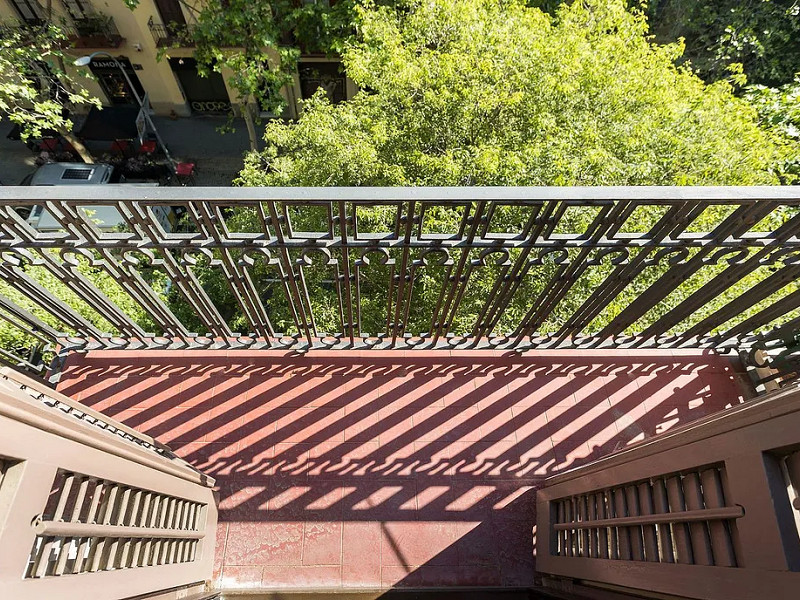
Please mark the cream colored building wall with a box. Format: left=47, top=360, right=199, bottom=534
left=64, top=0, right=192, bottom=115
left=0, top=1, right=17, bottom=20
left=2, top=0, right=358, bottom=119
left=0, top=0, right=191, bottom=115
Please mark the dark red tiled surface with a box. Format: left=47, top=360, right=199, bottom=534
left=57, top=350, right=749, bottom=590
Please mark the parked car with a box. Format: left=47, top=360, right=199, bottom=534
left=28, top=162, right=116, bottom=186
left=22, top=163, right=176, bottom=232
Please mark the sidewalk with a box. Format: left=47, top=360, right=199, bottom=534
left=150, top=115, right=252, bottom=186
left=0, top=127, right=38, bottom=186
left=1, top=114, right=253, bottom=187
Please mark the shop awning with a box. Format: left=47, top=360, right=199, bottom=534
left=77, top=105, right=140, bottom=141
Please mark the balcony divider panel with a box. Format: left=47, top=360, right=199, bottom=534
left=537, top=383, right=800, bottom=600
left=0, top=368, right=216, bottom=600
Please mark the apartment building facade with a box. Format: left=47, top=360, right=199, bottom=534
left=0, top=0, right=357, bottom=119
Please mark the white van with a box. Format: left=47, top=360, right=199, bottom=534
left=24, top=163, right=173, bottom=232
left=29, top=163, right=115, bottom=186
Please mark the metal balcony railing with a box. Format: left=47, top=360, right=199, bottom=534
left=62, top=14, right=124, bottom=49
left=0, top=19, right=42, bottom=37
left=147, top=16, right=194, bottom=48
left=1, top=17, right=122, bottom=48
left=0, top=186, right=799, bottom=369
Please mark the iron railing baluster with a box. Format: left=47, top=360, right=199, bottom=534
left=0, top=187, right=798, bottom=369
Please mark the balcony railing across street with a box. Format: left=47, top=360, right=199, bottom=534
left=147, top=17, right=194, bottom=47
left=62, top=14, right=123, bottom=48
left=0, top=186, right=799, bottom=372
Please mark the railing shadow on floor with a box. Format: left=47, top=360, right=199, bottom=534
left=56, top=350, right=748, bottom=589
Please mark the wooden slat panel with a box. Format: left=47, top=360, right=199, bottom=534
left=652, top=478, right=674, bottom=564
left=625, top=485, right=645, bottom=561
left=588, top=492, right=598, bottom=559
left=536, top=385, right=800, bottom=600
left=75, top=480, right=103, bottom=574
left=665, top=475, right=693, bottom=564
left=683, top=472, right=714, bottom=566
left=1, top=394, right=218, bottom=600
left=33, top=538, right=54, bottom=578
left=613, top=487, right=632, bottom=560
left=701, top=468, right=737, bottom=567
left=605, top=489, right=618, bottom=560
left=596, top=492, right=609, bottom=559
left=566, top=498, right=574, bottom=558
left=579, top=495, right=589, bottom=557
left=53, top=473, right=75, bottom=521
left=637, top=481, right=659, bottom=562
left=551, top=505, right=744, bottom=530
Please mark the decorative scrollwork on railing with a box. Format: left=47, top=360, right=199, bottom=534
left=0, top=186, right=798, bottom=367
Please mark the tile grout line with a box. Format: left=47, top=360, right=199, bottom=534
left=300, top=520, right=307, bottom=566
left=339, top=511, right=345, bottom=586
left=218, top=522, right=230, bottom=584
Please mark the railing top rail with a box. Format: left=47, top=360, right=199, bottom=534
left=0, top=367, right=159, bottom=446
left=1, top=185, right=800, bottom=204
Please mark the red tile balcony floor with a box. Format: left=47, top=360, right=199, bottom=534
left=57, top=349, right=750, bottom=591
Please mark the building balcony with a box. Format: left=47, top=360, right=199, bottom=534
left=148, top=16, right=195, bottom=48
left=63, top=14, right=124, bottom=49
left=0, top=19, right=41, bottom=38
left=0, top=187, right=799, bottom=599
left=0, top=16, right=123, bottom=49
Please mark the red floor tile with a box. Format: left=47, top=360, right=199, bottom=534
left=225, top=521, right=304, bottom=566
left=262, top=565, right=342, bottom=588
left=303, top=521, right=342, bottom=565
left=380, top=521, right=467, bottom=566
left=212, top=523, right=228, bottom=582
left=58, top=349, right=749, bottom=591
left=220, top=565, right=262, bottom=588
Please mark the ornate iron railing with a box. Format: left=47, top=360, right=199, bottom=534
left=1, top=17, right=122, bottom=48
left=62, top=14, right=124, bottom=49
left=0, top=186, right=799, bottom=367
left=147, top=16, right=194, bottom=48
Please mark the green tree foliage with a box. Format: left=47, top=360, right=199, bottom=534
left=240, top=0, right=787, bottom=187
left=628, top=1, right=800, bottom=186
left=644, top=0, right=800, bottom=87
left=0, top=24, right=98, bottom=142
left=210, top=0, right=798, bottom=342
left=0, top=251, right=155, bottom=368
left=746, top=77, right=800, bottom=178
left=747, top=78, right=800, bottom=139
